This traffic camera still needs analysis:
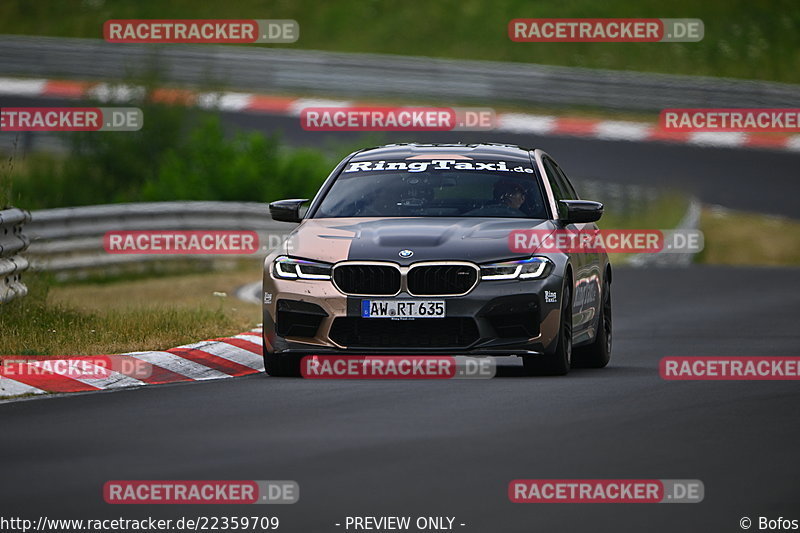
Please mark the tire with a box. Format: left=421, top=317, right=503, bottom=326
left=572, top=276, right=612, bottom=369
left=262, top=336, right=302, bottom=377
left=523, top=280, right=572, bottom=376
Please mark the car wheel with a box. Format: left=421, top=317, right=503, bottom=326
left=523, top=280, right=572, bottom=376
left=262, top=336, right=302, bottom=377
left=573, top=277, right=612, bottom=368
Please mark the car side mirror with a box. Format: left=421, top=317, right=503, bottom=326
left=559, top=200, right=604, bottom=224
left=269, top=199, right=308, bottom=223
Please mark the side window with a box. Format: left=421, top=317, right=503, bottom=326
left=553, top=161, right=579, bottom=200
left=542, top=157, right=568, bottom=218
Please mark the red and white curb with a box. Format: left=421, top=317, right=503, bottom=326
left=0, top=327, right=264, bottom=400
left=2, top=76, right=799, bottom=152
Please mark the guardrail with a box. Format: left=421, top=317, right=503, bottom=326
left=0, top=207, right=32, bottom=303
left=1, top=35, right=799, bottom=112
left=577, top=180, right=663, bottom=213
left=628, top=198, right=702, bottom=267
left=25, top=201, right=296, bottom=278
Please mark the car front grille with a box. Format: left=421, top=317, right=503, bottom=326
left=333, top=262, right=479, bottom=296
left=407, top=264, right=478, bottom=296
left=333, top=264, right=401, bottom=295
left=329, top=317, right=479, bottom=348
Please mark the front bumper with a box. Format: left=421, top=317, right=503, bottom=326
left=262, top=271, right=565, bottom=357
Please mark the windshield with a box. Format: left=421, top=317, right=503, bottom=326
left=312, top=160, right=549, bottom=218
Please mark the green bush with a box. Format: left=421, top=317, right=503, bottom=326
left=8, top=104, right=338, bottom=209
left=276, top=148, right=337, bottom=200
left=142, top=118, right=281, bottom=202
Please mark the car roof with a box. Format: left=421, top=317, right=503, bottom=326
left=350, top=143, right=535, bottom=163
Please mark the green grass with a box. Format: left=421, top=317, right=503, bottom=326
left=0, top=136, right=21, bottom=208
left=697, top=206, right=800, bottom=266
left=593, top=190, right=689, bottom=265
left=596, top=192, right=688, bottom=231
left=1, top=0, right=798, bottom=83
left=0, top=269, right=261, bottom=356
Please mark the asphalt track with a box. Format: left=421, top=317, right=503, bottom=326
left=2, top=94, right=800, bottom=218
left=1, top=266, right=799, bottom=532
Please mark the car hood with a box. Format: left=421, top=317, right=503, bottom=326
left=285, top=217, right=556, bottom=264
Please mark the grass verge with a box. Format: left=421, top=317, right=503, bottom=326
left=0, top=269, right=261, bottom=356
left=597, top=192, right=688, bottom=231
left=593, top=189, right=689, bottom=265
left=697, top=207, right=800, bottom=266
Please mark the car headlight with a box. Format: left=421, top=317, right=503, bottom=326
left=273, top=256, right=332, bottom=280
left=480, top=257, right=553, bottom=280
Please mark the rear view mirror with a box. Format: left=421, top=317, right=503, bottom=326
left=559, top=200, right=604, bottom=224
left=269, top=199, right=309, bottom=223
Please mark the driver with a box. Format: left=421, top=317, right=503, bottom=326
left=493, top=180, right=527, bottom=210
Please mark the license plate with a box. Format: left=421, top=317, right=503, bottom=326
left=361, top=300, right=445, bottom=318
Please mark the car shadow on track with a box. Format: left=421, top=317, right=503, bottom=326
left=494, top=362, right=652, bottom=378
